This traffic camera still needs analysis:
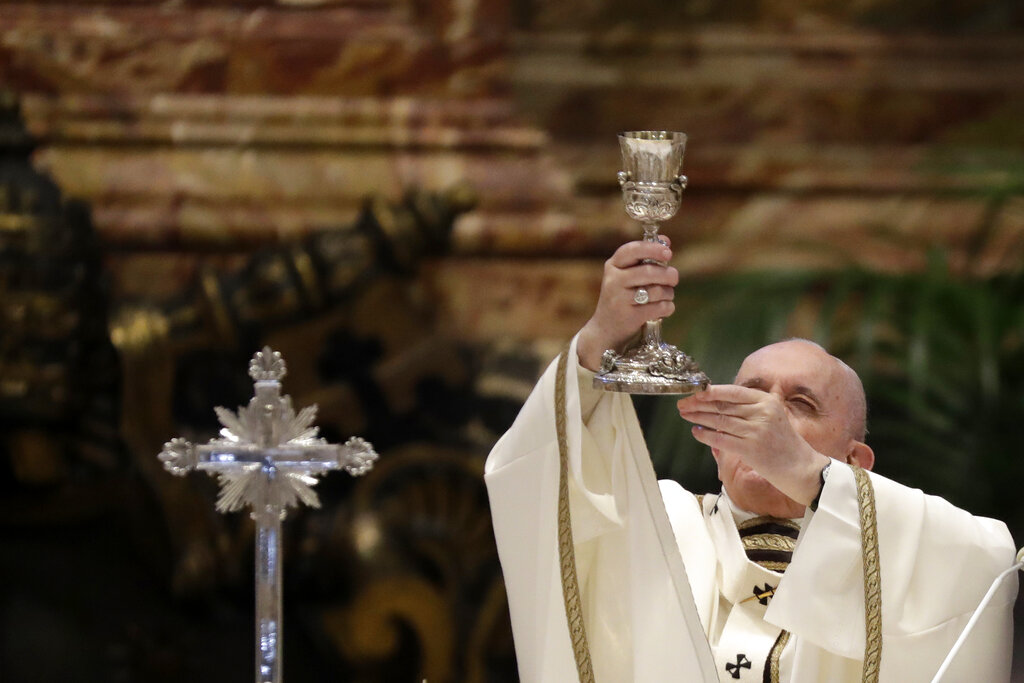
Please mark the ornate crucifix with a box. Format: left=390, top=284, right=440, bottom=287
left=158, top=347, right=378, bottom=683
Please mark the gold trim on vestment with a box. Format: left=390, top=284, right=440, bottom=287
left=766, top=630, right=791, bottom=683
left=555, top=347, right=596, bottom=683
left=853, top=464, right=882, bottom=683
left=742, top=533, right=797, bottom=553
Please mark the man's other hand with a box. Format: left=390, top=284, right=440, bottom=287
left=676, top=385, right=828, bottom=507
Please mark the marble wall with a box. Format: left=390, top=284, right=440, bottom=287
left=4, top=0, right=1022, bottom=344
left=1, top=0, right=594, bottom=341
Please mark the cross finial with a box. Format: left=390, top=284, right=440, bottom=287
left=249, top=346, right=287, bottom=382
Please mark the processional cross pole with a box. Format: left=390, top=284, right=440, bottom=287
left=158, top=347, right=378, bottom=683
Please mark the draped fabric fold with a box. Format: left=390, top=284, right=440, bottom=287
left=486, top=336, right=719, bottom=682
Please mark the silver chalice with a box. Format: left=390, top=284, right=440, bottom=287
left=592, top=131, right=709, bottom=395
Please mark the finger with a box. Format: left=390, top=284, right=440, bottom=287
left=691, top=425, right=743, bottom=451
left=678, top=410, right=752, bottom=437
left=633, top=300, right=674, bottom=321
left=680, top=384, right=768, bottom=407
left=620, top=264, right=680, bottom=289
left=630, top=284, right=674, bottom=305
left=608, top=241, right=672, bottom=269
left=678, top=398, right=761, bottom=419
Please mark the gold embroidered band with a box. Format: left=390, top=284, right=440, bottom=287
left=738, top=516, right=800, bottom=573
left=853, top=464, right=882, bottom=683
left=555, top=347, right=596, bottom=683
left=764, top=629, right=791, bottom=683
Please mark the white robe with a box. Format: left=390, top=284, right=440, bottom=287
left=484, top=336, right=1017, bottom=683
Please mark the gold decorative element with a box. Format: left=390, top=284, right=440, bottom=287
left=290, top=247, right=323, bottom=309
left=741, top=534, right=797, bottom=553
left=738, top=516, right=800, bottom=572
left=766, top=630, right=791, bottom=683
left=739, top=585, right=775, bottom=606
left=555, top=346, right=596, bottom=683
left=109, top=306, right=171, bottom=353
left=323, top=576, right=454, bottom=683
left=853, top=465, right=882, bottom=683
left=198, top=267, right=237, bottom=347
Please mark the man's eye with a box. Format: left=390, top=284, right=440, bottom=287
left=788, top=397, right=816, bottom=412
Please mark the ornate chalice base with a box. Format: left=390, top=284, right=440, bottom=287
left=593, top=331, right=709, bottom=395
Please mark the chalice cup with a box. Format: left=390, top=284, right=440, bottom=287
left=593, top=131, right=709, bottom=395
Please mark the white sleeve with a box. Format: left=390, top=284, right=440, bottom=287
left=484, top=334, right=719, bottom=682
left=766, top=462, right=1016, bottom=682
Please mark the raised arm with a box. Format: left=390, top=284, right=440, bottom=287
left=484, top=238, right=719, bottom=682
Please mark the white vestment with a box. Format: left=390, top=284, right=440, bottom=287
left=484, top=337, right=1017, bottom=682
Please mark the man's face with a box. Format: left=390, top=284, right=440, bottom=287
left=713, top=340, right=858, bottom=517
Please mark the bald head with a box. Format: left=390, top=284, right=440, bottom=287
left=738, top=339, right=868, bottom=444
left=831, top=350, right=868, bottom=443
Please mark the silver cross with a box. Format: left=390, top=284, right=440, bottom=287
left=159, top=347, right=378, bottom=683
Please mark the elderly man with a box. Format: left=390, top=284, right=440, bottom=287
left=484, top=240, right=1017, bottom=682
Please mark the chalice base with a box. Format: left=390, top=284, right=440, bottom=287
left=593, top=338, right=709, bottom=395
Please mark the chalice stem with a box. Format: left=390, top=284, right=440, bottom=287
left=255, top=502, right=283, bottom=683
left=641, top=220, right=666, bottom=348
left=642, top=319, right=663, bottom=347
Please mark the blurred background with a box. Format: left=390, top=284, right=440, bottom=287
left=1, top=0, right=1023, bottom=680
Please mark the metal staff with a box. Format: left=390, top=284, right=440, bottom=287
left=159, top=347, right=378, bottom=683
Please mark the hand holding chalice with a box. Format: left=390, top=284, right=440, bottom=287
left=591, top=131, right=709, bottom=395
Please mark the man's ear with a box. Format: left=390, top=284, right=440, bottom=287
left=846, top=441, right=875, bottom=471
